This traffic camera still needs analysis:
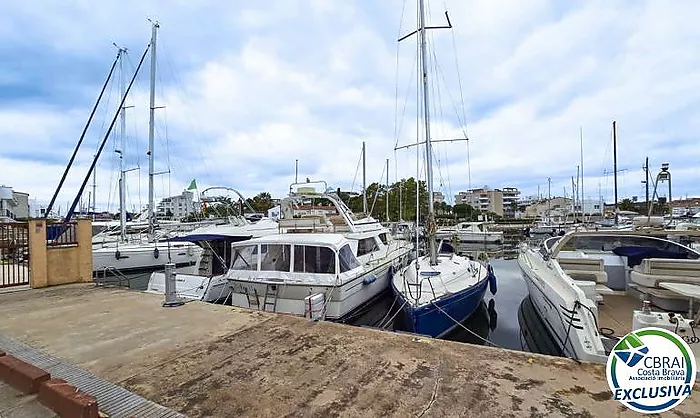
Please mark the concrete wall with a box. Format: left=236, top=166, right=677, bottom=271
left=28, top=219, right=93, bottom=288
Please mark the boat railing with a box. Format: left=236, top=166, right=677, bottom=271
left=94, top=266, right=131, bottom=288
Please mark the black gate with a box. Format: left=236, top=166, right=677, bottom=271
left=0, top=223, right=30, bottom=288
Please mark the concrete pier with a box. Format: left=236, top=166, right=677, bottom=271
left=0, top=284, right=698, bottom=417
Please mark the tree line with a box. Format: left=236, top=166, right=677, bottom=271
left=183, top=177, right=487, bottom=222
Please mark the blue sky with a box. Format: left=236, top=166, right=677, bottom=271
left=2, top=0, right=700, bottom=214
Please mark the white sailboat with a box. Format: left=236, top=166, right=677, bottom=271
left=436, top=221, right=503, bottom=245
left=92, top=23, right=201, bottom=274
left=391, top=0, right=497, bottom=338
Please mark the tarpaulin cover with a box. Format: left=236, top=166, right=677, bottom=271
left=612, top=246, right=688, bottom=267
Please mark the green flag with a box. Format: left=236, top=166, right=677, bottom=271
left=187, top=179, right=197, bottom=190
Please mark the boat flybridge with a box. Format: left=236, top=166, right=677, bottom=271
left=518, top=231, right=700, bottom=369
left=436, top=221, right=503, bottom=245
left=147, top=181, right=412, bottom=317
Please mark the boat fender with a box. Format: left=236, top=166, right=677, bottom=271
left=153, top=247, right=160, bottom=259
left=115, top=250, right=121, bottom=260
left=488, top=264, right=497, bottom=295
left=363, top=274, right=377, bottom=285
left=387, top=265, right=395, bottom=281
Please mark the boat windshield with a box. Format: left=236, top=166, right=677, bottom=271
left=561, top=235, right=700, bottom=259
left=338, top=244, right=360, bottom=272
left=231, top=244, right=259, bottom=270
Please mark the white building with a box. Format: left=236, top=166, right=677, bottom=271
left=573, top=199, right=604, bottom=216
left=433, top=192, right=445, bottom=204
left=267, top=205, right=281, bottom=220
left=0, top=186, right=29, bottom=220
left=156, top=190, right=197, bottom=220
left=454, top=188, right=504, bottom=216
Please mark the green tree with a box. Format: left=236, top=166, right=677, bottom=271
left=453, top=203, right=479, bottom=221
left=618, top=198, right=636, bottom=212
left=246, top=192, right=274, bottom=213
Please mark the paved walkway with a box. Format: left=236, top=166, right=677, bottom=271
left=1, top=284, right=698, bottom=417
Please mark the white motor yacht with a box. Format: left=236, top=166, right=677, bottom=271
left=518, top=231, right=700, bottom=369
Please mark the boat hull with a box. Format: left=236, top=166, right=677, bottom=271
left=392, top=269, right=492, bottom=338
left=227, top=260, right=399, bottom=320
left=93, top=242, right=201, bottom=273
left=436, top=231, right=503, bottom=244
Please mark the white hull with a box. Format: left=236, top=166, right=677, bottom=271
left=146, top=272, right=229, bottom=302
left=93, top=242, right=202, bottom=273
left=227, top=260, right=397, bottom=320
left=436, top=230, right=503, bottom=244
left=517, top=249, right=607, bottom=363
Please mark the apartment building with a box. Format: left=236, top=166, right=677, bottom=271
left=454, top=187, right=505, bottom=216
left=433, top=192, right=445, bottom=204
left=156, top=190, right=197, bottom=220
left=0, top=186, right=29, bottom=220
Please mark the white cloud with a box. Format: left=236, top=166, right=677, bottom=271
left=2, top=0, right=700, bottom=216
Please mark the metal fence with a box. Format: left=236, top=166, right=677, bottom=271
left=0, top=223, right=29, bottom=288
left=46, top=221, right=78, bottom=247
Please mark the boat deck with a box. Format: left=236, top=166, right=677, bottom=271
left=598, top=294, right=641, bottom=336
left=1, top=284, right=699, bottom=417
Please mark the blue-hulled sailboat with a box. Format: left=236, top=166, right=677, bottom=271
left=391, top=0, right=497, bottom=338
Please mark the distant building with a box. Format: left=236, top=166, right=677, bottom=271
left=524, top=197, right=572, bottom=219
left=267, top=205, right=281, bottom=220
left=502, top=187, right=520, bottom=217
left=156, top=190, right=197, bottom=220
left=433, top=192, right=445, bottom=204
left=573, top=199, right=604, bottom=216
left=0, top=186, right=29, bottom=220
left=454, top=187, right=504, bottom=216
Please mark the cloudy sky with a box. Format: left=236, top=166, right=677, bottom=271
left=2, top=0, right=699, bottom=214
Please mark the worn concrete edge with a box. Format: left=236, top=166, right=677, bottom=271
left=0, top=335, right=186, bottom=418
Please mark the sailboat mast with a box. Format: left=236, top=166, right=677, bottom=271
left=418, top=0, right=437, bottom=265
left=385, top=158, right=389, bottom=221
left=148, top=22, right=159, bottom=239
left=362, top=141, right=367, bottom=214
left=91, top=155, right=97, bottom=214
left=612, top=120, right=618, bottom=225
left=580, top=126, right=584, bottom=222
left=118, top=48, right=128, bottom=241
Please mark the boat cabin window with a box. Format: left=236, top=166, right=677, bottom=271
left=293, top=245, right=336, bottom=274
left=378, top=233, right=388, bottom=245
left=260, top=244, right=292, bottom=271
left=231, top=245, right=258, bottom=270
left=357, top=237, right=379, bottom=256
left=339, top=244, right=360, bottom=272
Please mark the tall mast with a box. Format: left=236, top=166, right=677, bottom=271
left=385, top=158, right=390, bottom=221
left=418, top=0, right=437, bottom=265
left=148, top=22, right=159, bottom=239
left=547, top=177, right=551, bottom=221
left=362, top=141, right=367, bottom=214
left=644, top=156, right=650, bottom=214
left=580, top=126, right=584, bottom=222
left=91, top=154, right=97, bottom=214
left=612, top=120, right=618, bottom=225
left=576, top=165, right=580, bottom=221
left=118, top=47, right=128, bottom=241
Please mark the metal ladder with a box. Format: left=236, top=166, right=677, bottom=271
left=245, top=287, right=260, bottom=309
left=263, top=284, right=279, bottom=312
